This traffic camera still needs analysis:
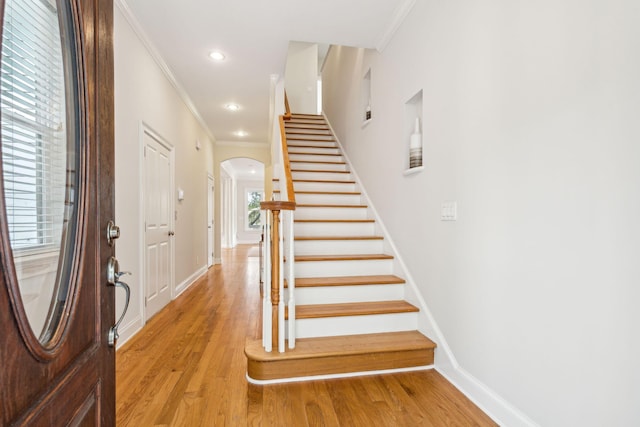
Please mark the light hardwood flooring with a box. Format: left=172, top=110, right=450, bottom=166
left=116, top=245, right=497, bottom=426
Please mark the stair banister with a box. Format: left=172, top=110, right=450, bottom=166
left=260, top=88, right=296, bottom=352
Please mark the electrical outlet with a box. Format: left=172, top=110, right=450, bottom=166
left=441, top=202, right=457, bottom=221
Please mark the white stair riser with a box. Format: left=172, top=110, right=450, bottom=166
left=292, top=171, right=353, bottom=181
left=286, top=128, right=332, bottom=135
left=287, top=312, right=418, bottom=339
left=293, top=182, right=357, bottom=193
left=289, top=153, right=343, bottom=163
left=286, top=125, right=329, bottom=131
left=295, top=206, right=368, bottom=220
left=294, top=221, right=374, bottom=236
left=289, top=161, right=347, bottom=172
left=294, top=258, right=393, bottom=277
left=286, top=284, right=405, bottom=305
left=294, top=239, right=384, bottom=255
left=287, top=140, right=336, bottom=148
left=286, top=135, right=335, bottom=142
left=294, top=193, right=362, bottom=205
left=288, top=147, right=340, bottom=155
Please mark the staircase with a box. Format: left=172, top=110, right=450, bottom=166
left=245, top=113, right=436, bottom=382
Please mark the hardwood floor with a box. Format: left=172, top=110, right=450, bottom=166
left=116, top=245, right=497, bottom=426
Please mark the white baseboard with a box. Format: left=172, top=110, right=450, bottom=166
left=214, top=257, right=222, bottom=265
left=437, top=364, right=539, bottom=427
left=174, top=266, right=207, bottom=298
left=115, top=314, right=144, bottom=350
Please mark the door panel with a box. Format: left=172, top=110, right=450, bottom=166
left=0, top=0, right=115, bottom=425
left=143, top=131, right=172, bottom=319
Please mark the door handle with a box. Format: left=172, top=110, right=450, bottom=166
left=107, top=256, right=131, bottom=347
left=168, top=231, right=175, bottom=236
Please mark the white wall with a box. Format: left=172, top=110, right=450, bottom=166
left=284, top=42, right=318, bottom=114
left=114, top=5, right=214, bottom=345
left=322, top=0, right=640, bottom=425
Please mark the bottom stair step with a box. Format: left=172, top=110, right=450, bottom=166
left=245, top=331, right=436, bottom=381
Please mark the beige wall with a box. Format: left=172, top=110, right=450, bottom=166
left=322, top=0, right=640, bottom=425
left=114, top=5, right=214, bottom=345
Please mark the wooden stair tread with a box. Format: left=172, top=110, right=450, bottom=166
left=295, top=235, right=382, bottom=241
left=275, top=190, right=360, bottom=195
left=294, top=179, right=355, bottom=184
left=245, top=331, right=434, bottom=362
left=287, top=137, right=336, bottom=142
left=245, top=331, right=435, bottom=380
left=296, top=204, right=366, bottom=208
left=295, top=219, right=373, bottom=223
left=288, top=152, right=342, bottom=156
left=289, top=160, right=346, bottom=165
left=291, top=169, right=350, bottom=174
left=293, top=300, right=418, bottom=319
left=294, top=254, right=393, bottom=262
left=292, top=275, right=406, bottom=287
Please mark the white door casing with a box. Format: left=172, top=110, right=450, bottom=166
left=143, top=128, right=173, bottom=319
left=207, top=175, right=214, bottom=267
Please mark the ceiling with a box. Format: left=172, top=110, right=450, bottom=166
left=118, top=0, right=415, bottom=144
left=222, top=158, right=265, bottom=181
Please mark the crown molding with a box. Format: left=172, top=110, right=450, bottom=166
left=375, top=0, right=417, bottom=52
left=115, top=0, right=216, bottom=143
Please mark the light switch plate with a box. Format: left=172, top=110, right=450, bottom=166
left=441, top=201, right=457, bottom=221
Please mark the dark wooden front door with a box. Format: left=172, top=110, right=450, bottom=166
left=0, top=0, right=115, bottom=425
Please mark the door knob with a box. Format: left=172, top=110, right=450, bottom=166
left=168, top=231, right=175, bottom=236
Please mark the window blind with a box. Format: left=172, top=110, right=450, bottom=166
left=1, top=0, right=67, bottom=251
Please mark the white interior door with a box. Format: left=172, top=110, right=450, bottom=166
left=207, top=175, right=214, bottom=267
left=144, top=130, right=173, bottom=319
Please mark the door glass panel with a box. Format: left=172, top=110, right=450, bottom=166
left=1, top=0, right=80, bottom=343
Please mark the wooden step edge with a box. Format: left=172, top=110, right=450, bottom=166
left=286, top=131, right=333, bottom=135
left=275, top=190, right=361, bottom=195
left=246, top=331, right=435, bottom=362
left=293, top=179, right=356, bottom=184
left=294, top=235, right=382, bottom=241
left=246, top=337, right=435, bottom=381
left=288, top=152, right=343, bottom=157
left=284, top=127, right=331, bottom=131
left=290, top=114, right=325, bottom=119
left=287, top=275, right=406, bottom=288
left=287, top=137, right=336, bottom=142
left=291, top=300, right=419, bottom=319
left=295, top=204, right=366, bottom=208
left=287, top=144, right=337, bottom=149
left=295, top=219, right=373, bottom=223
left=288, top=160, right=347, bottom=165
left=294, top=254, right=394, bottom=262
left=291, top=169, right=351, bottom=174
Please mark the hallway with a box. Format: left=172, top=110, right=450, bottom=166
left=116, top=245, right=496, bottom=426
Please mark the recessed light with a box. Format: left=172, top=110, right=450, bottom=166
left=234, top=130, right=248, bottom=137
left=225, top=103, right=240, bottom=111
left=209, top=51, right=226, bottom=61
